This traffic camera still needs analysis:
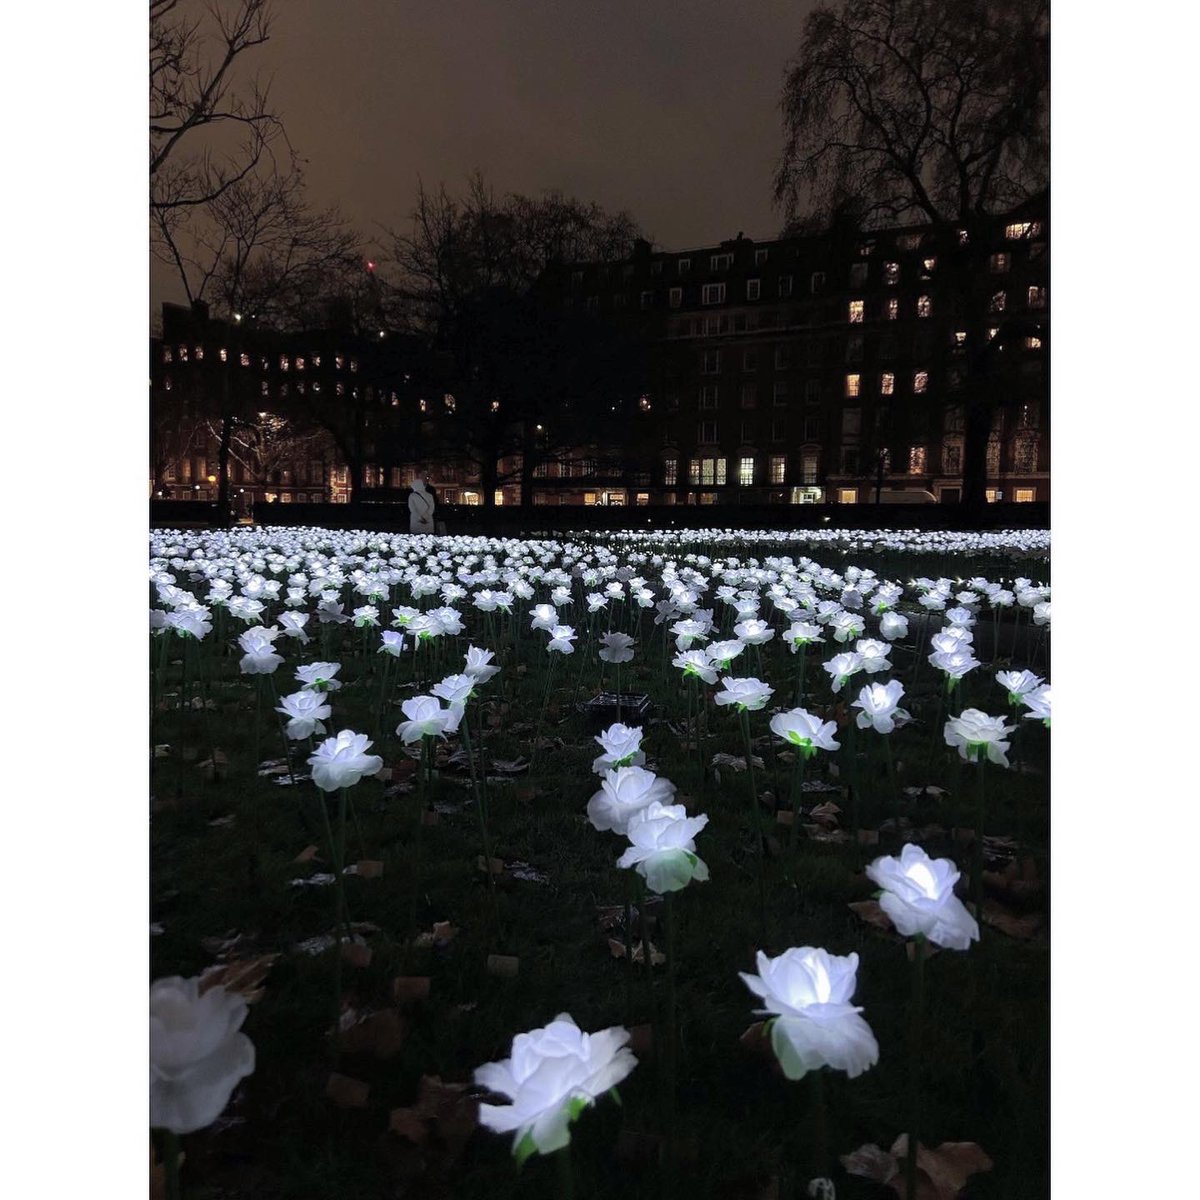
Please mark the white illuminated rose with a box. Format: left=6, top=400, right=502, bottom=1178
left=673, top=649, right=718, bottom=684
left=275, top=689, right=331, bottom=740
left=1022, top=684, right=1051, bottom=725
left=238, top=627, right=284, bottom=675
left=397, top=694, right=462, bottom=743
left=464, top=645, right=501, bottom=684
left=474, top=1014, right=637, bottom=1161
left=995, top=669, right=1043, bottom=705
left=714, top=676, right=774, bottom=711
left=829, top=611, right=866, bottom=643
left=586, top=766, right=676, bottom=835
left=617, top=801, right=710, bottom=893
left=598, top=631, right=636, bottom=663
left=739, top=947, right=879, bottom=1081
left=852, top=680, right=910, bottom=734
left=150, top=976, right=255, bottom=1134
left=529, top=603, right=558, bottom=631
left=823, top=651, right=865, bottom=693
left=707, top=639, right=746, bottom=669
left=734, top=619, right=775, bottom=646
left=943, top=708, right=1015, bottom=767
left=308, top=730, right=384, bottom=791
left=379, top=630, right=405, bottom=656
left=295, top=661, right=342, bottom=693
left=879, top=611, right=909, bottom=641
left=866, top=843, right=980, bottom=950
left=785, top=621, right=825, bottom=651
left=431, top=672, right=475, bottom=706
left=769, top=708, right=840, bottom=756
left=353, top=605, right=380, bottom=628
left=278, top=611, right=310, bottom=644
left=855, top=638, right=892, bottom=674
left=592, top=723, right=646, bottom=775
left=929, top=646, right=980, bottom=681
left=547, top=625, right=576, bottom=654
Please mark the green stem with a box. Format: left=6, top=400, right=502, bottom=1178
left=973, top=761, right=987, bottom=928
left=739, top=710, right=768, bottom=940
left=664, top=890, right=678, bottom=1176
left=789, top=747, right=807, bottom=852
left=809, top=1067, right=829, bottom=1187
left=163, top=1130, right=181, bottom=1200
left=555, top=1144, right=575, bottom=1199
left=461, top=714, right=502, bottom=944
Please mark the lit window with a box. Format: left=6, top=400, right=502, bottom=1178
left=178, top=345, right=188, bottom=362
left=669, top=287, right=683, bottom=308
left=987, top=326, right=999, bottom=341
left=636, top=492, right=650, bottom=506
left=908, top=445, right=927, bottom=474
left=810, top=271, right=825, bottom=293
left=917, top=295, right=932, bottom=318
left=912, top=370, right=929, bottom=394
left=163, top=376, right=172, bottom=391
left=1027, top=285, right=1046, bottom=309
left=664, top=458, right=678, bottom=486
left=990, top=291, right=1007, bottom=313
left=260, top=381, right=269, bottom=396
left=638, top=395, right=652, bottom=412
left=1005, top=221, right=1042, bottom=240
left=880, top=372, right=895, bottom=396
left=883, top=262, right=900, bottom=286
left=349, top=358, right=358, bottom=372
left=689, top=458, right=701, bottom=484
left=1014, top=488, right=1036, bottom=502
left=740, top=383, right=757, bottom=409
left=491, top=399, right=500, bottom=411
left=848, top=300, right=864, bottom=323
left=778, top=275, right=793, bottom=297
left=1013, top=433, right=1039, bottom=472
left=770, top=454, right=786, bottom=484
left=921, top=257, right=936, bottom=274
left=716, top=457, right=727, bottom=484
left=739, top=457, right=755, bottom=486
left=1025, top=335, right=1043, bottom=350
left=746, top=279, right=761, bottom=301
left=162, top=347, right=172, bottom=363
left=990, top=253, right=1011, bottom=273
left=801, top=451, right=819, bottom=484
left=886, top=298, right=899, bottom=320
left=845, top=373, right=860, bottom=398
left=335, top=354, right=345, bottom=370
left=838, top=488, right=858, bottom=504
left=953, top=330, right=967, bottom=351
left=849, top=262, right=868, bottom=286
left=678, top=258, right=691, bottom=275
left=194, top=346, right=204, bottom=361
left=218, top=348, right=227, bottom=363
left=444, top=394, right=457, bottom=411
left=710, top=253, right=732, bottom=271
left=986, top=488, right=1003, bottom=502
left=857, top=240, right=875, bottom=256
left=280, top=354, right=290, bottom=371
left=700, top=385, right=718, bottom=409
left=702, top=282, right=726, bottom=305
left=755, top=249, right=769, bottom=264
left=957, top=228, right=970, bottom=246
left=336, top=382, right=345, bottom=397
left=987, top=438, right=1001, bottom=473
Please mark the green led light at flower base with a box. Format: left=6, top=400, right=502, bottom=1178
left=769, top=708, right=840, bottom=757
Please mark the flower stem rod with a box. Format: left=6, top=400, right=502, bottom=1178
left=163, top=1130, right=182, bottom=1200
left=739, top=709, right=768, bottom=940
left=906, top=936, right=927, bottom=1200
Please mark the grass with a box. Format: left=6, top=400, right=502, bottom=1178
left=150, top=540, right=1049, bottom=1199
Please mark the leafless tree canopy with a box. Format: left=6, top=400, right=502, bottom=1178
left=150, top=0, right=282, bottom=213
left=774, top=0, right=1049, bottom=229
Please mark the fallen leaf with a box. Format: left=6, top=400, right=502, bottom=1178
left=293, top=845, right=320, bottom=864
left=389, top=1075, right=479, bottom=1166
left=491, top=757, right=530, bottom=774
left=325, top=1072, right=370, bottom=1109
left=841, top=1137, right=993, bottom=1200
left=412, top=921, right=459, bottom=949
left=848, top=900, right=896, bottom=935
left=607, top=937, right=665, bottom=966
left=198, top=954, right=279, bottom=1004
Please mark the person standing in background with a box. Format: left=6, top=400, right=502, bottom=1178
left=408, top=474, right=435, bottom=534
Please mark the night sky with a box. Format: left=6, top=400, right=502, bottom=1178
left=151, top=0, right=816, bottom=309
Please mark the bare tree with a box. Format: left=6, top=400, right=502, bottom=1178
left=150, top=0, right=282, bottom=213
left=775, top=0, right=1049, bottom=512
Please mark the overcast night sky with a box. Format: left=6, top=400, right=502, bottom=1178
left=151, top=0, right=817, bottom=310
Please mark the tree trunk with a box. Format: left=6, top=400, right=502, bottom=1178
left=215, top=411, right=234, bottom=528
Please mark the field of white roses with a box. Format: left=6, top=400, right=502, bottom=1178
left=150, top=525, right=1049, bottom=1200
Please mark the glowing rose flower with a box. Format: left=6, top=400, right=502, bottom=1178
left=1022, top=684, right=1051, bottom=726
left=547, top=624, right=577, bottom=654
left=784, top=621, right=825, bottom=652
left=707, top=639, right=746, bottom=669
left=238, top=627, right=284, bottom=675
left=408, top=614, right=441, bottom=640
left=822, top=651, right=865, bottom=694
left=945, top=606, right=976, bottom=630
left=855, top=638, right=892, bottom=675
left=228, top=596, right=266, bottom=624
left=587, top=766, right=676, bottom=835
left=397, top=695, right=462, bottom=743
left=307, top=730, right=384, bottom=792
left=432, top=672, right=476, bottom=706
left=739, top=947, right=879, bottom=1081
left=989, top=589, right=1015, bottom=609
left=165, top=608, right=212, bottom=640
left=671, top=618, right=710, bottom=651
left=673, top=649, right=718, bottom=685
left=928, top=646, right=980, bottom=681
left=919, top=592, right=947, bottom=612
left=586, top=592, right=607, bottom=613
left=150, top=976, right=255, bottom=1134
left=852, top=680, right=910, bottom=734
left=316, top=598, right=350, bottom=626
left=866, top=844, right=980, bottom=950
left=714, top=676, right=774, bottom=711
left=1032, top=601, right=1051, bottom=627
left=598, top=631, right=636, bottom=664
left=617, top=801, right=710, bottom=893
left=944, top=708, right=1015, bottom=767
left=995, top=668, right=1044, bottom=706
left=829, top=611, right=866, bottom=644
left=474, top=1014, right=637, bottom=1161
left=464, top=645, right=501, bottom=685
left=734, top=619, right=775, bottom=646
left=879, top=611, right=909, bottom=641
left=592, top=723, right=646, bottom=775
left=276, top=689, right=331, bottom=740
left=429, top=606, right=465, bottom=635
left=278, top=611, right=310, bottom=644
left=295, top=661, right=343, bottom=693
left=379, top=630, right=406, bottom=656
left=529, top=603, right=558, bottom=632
left=768, top=705, right=838, bottom=755
left=352, top=605, right=380, bottom=628
left=392, top=605, right=420, bottom=627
